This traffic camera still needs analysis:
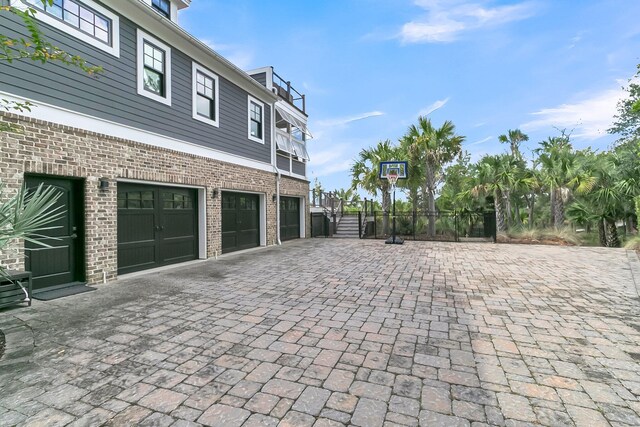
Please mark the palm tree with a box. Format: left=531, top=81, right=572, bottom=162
left=406, top=117, right=465, bottom=237
left=350, top=140, right=399, bottom=235
left=399, top=135, right=426, bottom=216
left=534, top=135, right=578, bottom=229
left=498, top=129, right=530, bottom=226
left=1, top=182, right=64, bottom=281
left=498, top=129, right=529, bottom=160
left=573, top=153, right=625, bottom=247
left=472, top=155, right=519, bottom=232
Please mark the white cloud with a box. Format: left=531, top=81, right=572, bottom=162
left=466, top=136, right=492, bottom=146
left=315, top=111, right=385, bottom=128
left=417, top=97, right=450, bottom=116
left=520, top=85, right=626, bottom=140
left=399, top=0, right=537, bottom=44
left=307, top=111, right=386, bottom=177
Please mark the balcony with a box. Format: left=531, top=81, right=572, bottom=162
left=273, top=70, right=306, bottom=115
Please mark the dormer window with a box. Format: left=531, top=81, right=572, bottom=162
left=25, top=0, right=111, bottom=45
left=151, top=0, right=170, bottom=18
left=17, top=0, right=120, bottom=56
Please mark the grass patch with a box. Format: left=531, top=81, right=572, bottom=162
left=498, top=227, right=582, bottom=246
left=624, top=236, right=640, bottom=251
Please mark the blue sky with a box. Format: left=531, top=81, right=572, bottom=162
left=180, top=0, right=640, bottom=193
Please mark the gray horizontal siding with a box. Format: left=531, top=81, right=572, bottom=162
left=250, top=72, right=267, bottom=87
left=0, top=3, right=271, bottom=164
left=292, top=160, right=305, bottom=176
left=276, top=154, right=290, bottom=171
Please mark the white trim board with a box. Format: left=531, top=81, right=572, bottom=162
left=137, top=29, right=172, bottom=106
left=192, top=62, right=219, bottom=128
left=1, top=91, right=275, bottom=173
left=247, top=95, right=265, bottom=144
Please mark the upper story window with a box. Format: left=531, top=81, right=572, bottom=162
left=17, top=0, right=120, bottom=56
left=192, top=62, right=219, bottom=127
left=143, top=42, right=165, bottom=96
left=151, top=0, right=170, bottom=18
left=136, top=29, right=172, bottom=106
left=248, top=96, right=264, bottom=143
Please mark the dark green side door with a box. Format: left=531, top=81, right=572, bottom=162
left=222, top=192, right=260, bottom=253
left=280, top=197, right=300, bottom=241
left=117, top=183, right=197, bottom=274
left=25, top=175, right=85, bottom=291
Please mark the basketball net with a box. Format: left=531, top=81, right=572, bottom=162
left=387, top=172, right=399, bottom=189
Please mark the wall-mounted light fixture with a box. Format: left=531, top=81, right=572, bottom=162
left=98, top=178, right=109, bottom=190
left=212, top=189, right=219, bottom=198
left=272, top=194, right=277, bottom=203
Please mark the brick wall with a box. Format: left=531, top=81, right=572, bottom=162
left=0, top=113, right=309, bottom=284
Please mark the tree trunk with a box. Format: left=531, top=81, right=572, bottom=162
left=553, top=188, right=564, bottom=229
left=598, top=219, right=606, bottom=247
left=410, top=187, right=418, bottom=217
left=625, top=214, right=635, bottom=235
left=425, top=160, right=436, bottom=237
left=514, top=203, right=522, bottom=227
left=504, top=190, right=512, bottom=229
left=550, top=189, right=556, bottom=227
left=524, top=194, right=536, bottom=229
left=494, top=189, right=507, bottom=232
left=605, top=218, right=620, bottom=247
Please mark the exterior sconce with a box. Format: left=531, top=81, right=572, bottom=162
left=272, top=194, right=277, bottom=203
left=212, top=189, right=218, bottom=198
left=98, top=178, right=109, bottom=190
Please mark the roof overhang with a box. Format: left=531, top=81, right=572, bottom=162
left=175, top=0, right=191, bottom=10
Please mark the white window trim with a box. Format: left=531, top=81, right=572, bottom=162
left=11, top=0, right=120, bottom=57
left=192, top=62, right=219, bottom=127
left=247, top=95, right=265, bottom=144
left=137, top=29, right=172, bottom=106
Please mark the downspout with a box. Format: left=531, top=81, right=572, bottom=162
left=271, top=103, right=281, bottom=245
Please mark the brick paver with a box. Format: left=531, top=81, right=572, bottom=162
left=1, top=240, right=639, bottom=426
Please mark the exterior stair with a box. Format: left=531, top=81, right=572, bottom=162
left=333, top=215, right=360, bottom=238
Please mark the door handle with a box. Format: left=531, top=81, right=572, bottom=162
left=70, top=233, right=77, bottom=239
left=155, top=226, right=165, bottom=231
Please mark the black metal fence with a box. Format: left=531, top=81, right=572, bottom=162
left=361, top=210, right=496, bottom=242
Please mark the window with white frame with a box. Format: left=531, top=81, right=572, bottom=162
left=192, top=63, right=219, bottom=126
left=136, top=29, right=171, bottom=106
left=17, top=0, right=119, bottom=56
left=248, top=96, right=264, bottom=143
left=151, top=0, right=170, bottom=18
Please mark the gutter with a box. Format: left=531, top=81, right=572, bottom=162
left=271, top=104, right=281, bottom=245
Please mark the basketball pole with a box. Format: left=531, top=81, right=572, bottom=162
left=386, top=180, right=404, bottom=245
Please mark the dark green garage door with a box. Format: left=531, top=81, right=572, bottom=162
left=280, top=197, right=300, bottom=241
left=222, top=192, right=260, bottom=253
left=118, top=183, right=198, bottom=274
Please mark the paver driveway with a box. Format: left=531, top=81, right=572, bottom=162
left=1, top=240, right=640, bottom=427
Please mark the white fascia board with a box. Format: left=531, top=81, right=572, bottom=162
left=1, top=91, right=275, bottom=173
left=118, top=1, right=276, bottom=105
